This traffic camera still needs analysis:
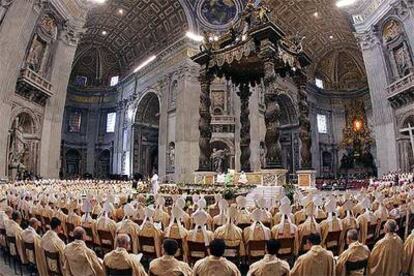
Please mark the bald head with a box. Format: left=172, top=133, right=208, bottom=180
left=385, top=219, right=398, bottom=233
left=116, top=234, right=131, bottom=250
left=29, top=218, right=39, bottom=230
left=72, top=227, right=86, bottom=241
left=346, top=229, right=359, bottom=243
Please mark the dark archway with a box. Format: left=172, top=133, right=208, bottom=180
left=96, top=149, right=111, bottom=179
left=65, top=149, right=81, bottom=178
left=133, top=92, right=160, bottom=177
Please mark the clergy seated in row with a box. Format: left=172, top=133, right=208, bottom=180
left=253, top=197, right=272, bottom=227
left=296, top=199, right=321, bottom=255
left=213, top=199, right=229, bottom=229
left=116, top=203, right=140, bottom=253
left=175, top=197, right=191, bottom=230
left=368, top=219, right=403, bottom=276
left=271, top=196, right=298, bottom=257
left=243, top=208, right=271, bottom=260
left=214, top=206, right=245, bottom=259
left=356, top=197, right=378, bottom=245
left=154, top=196, right=170, bottom=230
left=320, top=197, right=343, bottom=255
left=21, top=217, right=46, bottom=275
left=138, top=206, right=163, bottom=258
left=40, top=217, right=66, bottom=275
left=336, top=229, right=370, bottom=276
left=63, top=226, right=104, bottom=276
left=247, top=239, right=290, bottom=276
left=187, top=208, right=214, bottom=263
left=290, top=233, right=335, bottom=276
left=404, top=229, right=414, bottom=275
left=193, top=239, right=241, bottom=276
left=103, top=233, right=147, bottom=276
left=190, top=197, right=213, bottom=230
left=235, top=196, right=251, bottom=227
left=96, top=200, right=117, bottom=248
left=164, top=206, right=189, bottom=261
left=5, top=210, right=26, bottom=264
left=81, top=198, right=98, bottom=246
left=149, top=239, right=193, bottom=276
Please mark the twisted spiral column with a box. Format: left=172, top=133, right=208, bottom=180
left=198, top=68, right=213, bottom=171
left=237, top=82, right=252, bottom=172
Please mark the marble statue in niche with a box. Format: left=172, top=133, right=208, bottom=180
left=211, top=148, right=229, bottom=173
left=25, top=14, right=58, bottom=76
left=394, top=43, right=413, bottom=77
left=168, top=142, right=175, bottom=171
left=383, top=20, right=402, bottom=42
left=8, top=117, right=28, bottom=179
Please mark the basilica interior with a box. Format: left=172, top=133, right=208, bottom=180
left=1, top=0, right=414, bottom=184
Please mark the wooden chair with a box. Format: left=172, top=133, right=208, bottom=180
left=97, top=230, right=114, bottom=257
left=106, top=266, right=132, bottom=276
left=299, top=235, right=311, bottom=255
left=223, top=243, right=241, bottom=265
left=65, top=222, right=75, bottom=242
left=237, top=223, right=251, bottom=230
left=345, top=259, right=368, bottom=275
left=171, top=238, right=184, bottom=260
left=276, top=237, right=295, bottom=260
left=187, top=240, right=209, bottom=265
left=83, top=226, right=95, bottom=249
left=246, top=240, right=266, bottom=264
left=23, top=242, right=37, bottom=276
left=365, top=223, right=378, bottom=249
left=44, top=250, right=63, bottom=276
left=325, top=230, right=342, bottom=256
left=138, top=235, right=157, bottom=260
left=6, top=236, right=23, bottom=275
left=0, top=228, right=9, bottom=265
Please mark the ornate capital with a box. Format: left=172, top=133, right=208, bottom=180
left=60, top=21, right=85, bottom=46
left=355, top=29, right=381, bottom=51
left=392, top=0, right=413, bottom=20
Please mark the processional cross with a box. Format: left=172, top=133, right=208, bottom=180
left=400, top=123, right=414, bottom=160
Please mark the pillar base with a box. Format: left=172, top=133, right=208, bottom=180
left=261, top=169, right=288, bottom=186
left=297, top=170, right=316, bottom=188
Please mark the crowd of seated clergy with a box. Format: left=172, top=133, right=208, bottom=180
left=1, top=177, right=414, bottom=275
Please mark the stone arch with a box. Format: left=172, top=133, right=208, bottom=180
left=210, top=138, right=235, bottom=170
left=65, top=149, right=82, bottom=178
left=132, top=91, right=161, bottom=177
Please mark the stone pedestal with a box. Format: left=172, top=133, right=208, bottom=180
left=194, top=171, right=216, bottom=184
left=261, top=169, right=288, bottom=186
left=297, top=170, right=316, bottom=188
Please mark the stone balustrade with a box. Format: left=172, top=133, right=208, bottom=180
left=16, top=67, right=53, bottom=105
left=387, top=72, right=414, bottom=108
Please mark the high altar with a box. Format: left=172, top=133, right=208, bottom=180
left=191, top=2, right=314, bottom=187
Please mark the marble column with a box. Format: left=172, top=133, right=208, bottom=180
left=0, top=0, right=39, bottom=178
left=39, top=24, right=82, bottom=178
left=356, top=30, right=398, bottom=176
left=263, top=59, right=282, bottom=168
left=197, top=67, right=213, bottom=171
left=237, top=82, right=252, bottom=172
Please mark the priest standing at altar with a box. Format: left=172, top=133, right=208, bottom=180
left=151, top=172, right=159, bottom=195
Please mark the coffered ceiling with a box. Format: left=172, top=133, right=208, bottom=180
left=73, top=0, right=367, bottom=90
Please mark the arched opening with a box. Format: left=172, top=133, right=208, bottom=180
left=399, top=115, right=414, bottom=171
left=276, top=94, right=299, bottom=176
left=65, top=149, right=81, bottom=178
left=96, top=149, right=111, bottom=179
left=133, top=92, right=160, bottom=177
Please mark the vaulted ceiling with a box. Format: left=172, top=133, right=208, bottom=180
left=73, top=0, right=367, bottom=90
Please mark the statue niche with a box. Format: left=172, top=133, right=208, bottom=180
left=25, top=14, right=58, bottom=77
left=8, top=113, right=39, bottom=180
left=382, top=19, right=413, bottom=79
